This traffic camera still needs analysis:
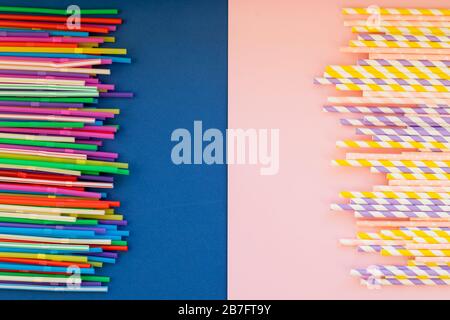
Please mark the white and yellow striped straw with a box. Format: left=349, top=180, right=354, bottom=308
left=342, top=8, right=450, bottom=16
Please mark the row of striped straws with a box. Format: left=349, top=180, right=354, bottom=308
left=316, top=7, right=450, bottom=287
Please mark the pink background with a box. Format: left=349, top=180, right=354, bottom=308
left=228, top=0, right=450, bottom=299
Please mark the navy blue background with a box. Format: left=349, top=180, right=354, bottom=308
left=0, top=0, right=227, bottom=299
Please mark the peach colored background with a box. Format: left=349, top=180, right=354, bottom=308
left=228, top=0, right=450, bottom=299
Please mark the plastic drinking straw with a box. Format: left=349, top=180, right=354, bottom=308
left=0, top=121, right=83, bottom=128
left=0, top=14, right=121, bottom=24
left=0, top=37, right=105, bottom=44
left=0, top=152, right=127, bottom=169
left=0, top=113, right=95, bottom=123
left=0, top=128, right=114, bottom=140
left=0, top=64, right=110, bottom=75
left=0, top=6, right=118, bottom=15
left=0, top=185, right=101, bottom=199
left=0, top=138, right=97, bottom=150
left=0, top=234, right=110, bottom=245
left=0, top=47, right=127, bottom=55
left=0, top=212, right=75, bottom=223
left=0, top=257, right=91, bottom=268
left=325, top=65, right=447, bottom=79
left=0, top=176, right=112, bottom=189
left=0, top=108, right=116, bottom=119
left=0, top=31, right=49, bottom=37
left=0, top=284, right=108, bottom=292
left=0, top=21, right=109, bottom=34
left=0, top=28, right=89, bottom=37
left=0, top=52, right=131, bottom=63
left=0, top=133, right=74, bottom=142
left=0, top=97, right=96, bottom=103
left=0, top=158, right=127, bottom=175
left=328, top=96, right=449, bottom=105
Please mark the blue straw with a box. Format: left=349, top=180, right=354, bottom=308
left=0, top=263, right=94, bottom=274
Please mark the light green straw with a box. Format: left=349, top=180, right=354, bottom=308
left=0, top=121, right=84, bottom=128
left=0, top=157, right=129, bottom=175
left=0, top=138, right=97, bottom=150
left=0, top=97, right=96, bottom=103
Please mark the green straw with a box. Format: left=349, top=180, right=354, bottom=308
left=0, top=85, right=98, bottom=92
left=0, top=91, right=99, bottom=97
left=112, top=241, right=127, bottom=246
left=0, top=121, right=84, bottom=128
left=0, top=271, right=110, bottom=283
left=0, top=217, right=98, bottom=226
left=0, top=6, right=118, bottom=15
left=0, top=157, right=128, bottom=175
left=0, top=138, right=97, bottom=150
left=0, top=97, right=96, bottom=103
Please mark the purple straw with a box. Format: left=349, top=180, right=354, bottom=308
left=100, top=92, right=134, bottom=98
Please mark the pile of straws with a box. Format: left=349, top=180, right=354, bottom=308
left=0, top=6, right=133, bottom=292
left=316, top=7, right=450, bottom=287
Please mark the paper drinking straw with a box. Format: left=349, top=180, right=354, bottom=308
left=336, top=140, right=445, bottom=150
left=364, top=91, right=450, bottom=100
left=387, top=172, right=450, bottom=181
left=351, top=26, right=450, bottom=36
left=362, top=278, right=450, bottom=286
left=340, top=190, right=450, bottom=199
left=350, top=197, right=450, bottom=206
left=356, top=127, right=450, bottom=137
left=414, top=237, right=450, bottom=244
left=333, top=159, right=450, bottom=169
left=373, top=134, right=450, bottom=143
left=374, top=185, right=450, bottom=192
left=358, top=59, right=450, bottom=68
left=351, top=266, right=450, bottom=277
left=324, top=106, right=450, bottom=115
left=336, top=83, right=449, bottom=93
left=325, top=65, right=448, bottom=79
left=342, top=8, right=450, bottom=16
left=340, top=239, right=408, bottom=246
left=355, top=211, right=450, bottom=219
left=388, top=179, right=450, bottom=188
left=381, top=247, right=450, bottom=257
left=350, top=40, right=450, bottom=49
left=317, top=77, right=450, bottom=87
left=328, top=96, right=448, bottom=105
left=347, top=20, right=450, bottom=27
left=332, top=203, right=450, bottom=213
left=343, top=46, right=450, bottom=55
left=369, top=53, right=450, bottom=61
left=357, top=220, right=450, bottom=227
